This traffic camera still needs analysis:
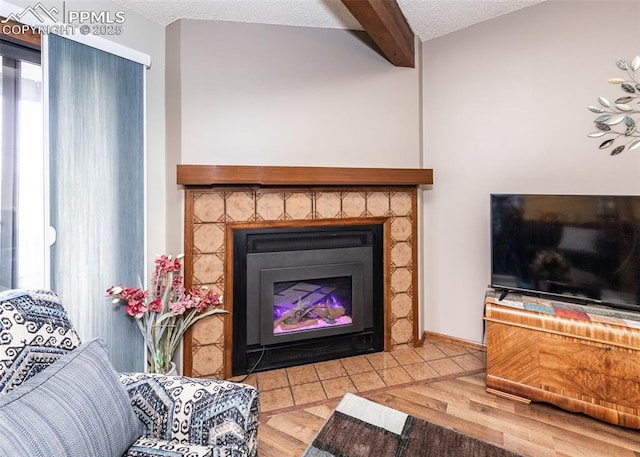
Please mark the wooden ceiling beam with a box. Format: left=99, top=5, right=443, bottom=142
left=341, top=0, right=414, bottom=68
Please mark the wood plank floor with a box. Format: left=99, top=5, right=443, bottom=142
left=258, top=371, right=640, bottom=456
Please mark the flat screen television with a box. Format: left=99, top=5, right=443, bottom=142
left=491, top=194, right=640, bottom=312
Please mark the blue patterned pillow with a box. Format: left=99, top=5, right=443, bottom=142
left=0, top=338, right=143, bottom=457
left=0, top=289, right=81, bottom=395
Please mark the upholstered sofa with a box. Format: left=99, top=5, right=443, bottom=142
left=0, top=289, right=259, bottom=457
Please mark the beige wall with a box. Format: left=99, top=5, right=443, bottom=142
left=422, top=0, right=640, bottom=344
left=167, top=19, right=421, bottom=167
left=164, top=20, right=183, bottom=256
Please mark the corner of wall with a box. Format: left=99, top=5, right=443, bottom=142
left=165, top=20, right=184, bottom=256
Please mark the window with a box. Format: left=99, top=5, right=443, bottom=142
left=0, top=41, right=43, bottom=291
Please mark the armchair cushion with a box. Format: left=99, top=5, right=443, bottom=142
left=0, top=289, right=81, bottom=395
left=0, top=338, right=142, bottom=457
left=120, top=373, right=259, bottom=455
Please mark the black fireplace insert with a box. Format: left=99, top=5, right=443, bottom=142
left=232, top=223, right=384, bottom=375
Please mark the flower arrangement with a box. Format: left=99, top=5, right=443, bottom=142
left=107, top=254, right=225, bottom=374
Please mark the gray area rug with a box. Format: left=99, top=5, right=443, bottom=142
left=302, top=393, right=523, bottom=457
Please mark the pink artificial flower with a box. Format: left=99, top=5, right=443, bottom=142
left=155, top=254, right=182, bottom=274
left=196, top=294, right=210, bottom=313
left=154, top=255, right=170, bottom=272
left=106, top=286, right=149, bottom=319
left=186, top=296, right=199, bottom=310
left=196, top=290, right=221, bottom=313
left=106, top=286, right=118, bottom=296
left=125, top=299, right=147, bottom=319
left=148, top=298, right=163, bottom=313
left=172, top=283, right=186, bottom=299
left=133, top=289, right=148, bottom=301
left=116, top=287, right=131, bottom=299
left=169, top=300, right=187, bottom=316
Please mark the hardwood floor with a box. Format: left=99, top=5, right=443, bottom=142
left=258, top=371, right=640, bottom=456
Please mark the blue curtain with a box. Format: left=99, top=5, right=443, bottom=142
left=47, top=34, right=144, bottom=372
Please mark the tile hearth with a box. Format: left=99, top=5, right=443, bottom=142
left=231, top=340, right=486, bottom=414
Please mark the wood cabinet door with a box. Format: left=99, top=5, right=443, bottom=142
left=539, top=333, right=640, bottom=413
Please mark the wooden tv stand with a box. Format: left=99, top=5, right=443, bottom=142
left=484, top=289, right=640, bottom=428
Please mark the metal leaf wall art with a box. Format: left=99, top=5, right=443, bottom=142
left=588, top=56, right=640, bottom=155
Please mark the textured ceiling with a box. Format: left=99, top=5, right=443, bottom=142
left=115, top=0, right=544, bottom=42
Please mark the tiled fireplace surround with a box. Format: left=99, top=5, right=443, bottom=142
left=179, top=165, right=433, bottom=378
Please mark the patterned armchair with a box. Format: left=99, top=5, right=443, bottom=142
left=0, top=289, right=259, bottom=457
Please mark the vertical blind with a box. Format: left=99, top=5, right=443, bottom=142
left=47, top=34, right=144, bottom=372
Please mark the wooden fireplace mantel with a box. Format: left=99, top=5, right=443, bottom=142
left=177, top=164, right=433, bottom=187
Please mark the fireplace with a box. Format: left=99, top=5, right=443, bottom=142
left=232, top=224, right=384, bottom=375
left=178, top=164, right=433, bottom=379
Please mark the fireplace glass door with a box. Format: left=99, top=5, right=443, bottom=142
left=257, top=260, right=365, bottom=346
left=273, top=276, right=353, bottom=336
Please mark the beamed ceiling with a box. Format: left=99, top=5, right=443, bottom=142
left=116, top=0, right=545, bottom=67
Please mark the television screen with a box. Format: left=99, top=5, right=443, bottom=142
left=491, top=194, right=640, bottom=311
